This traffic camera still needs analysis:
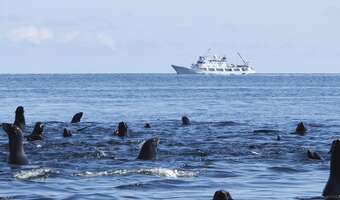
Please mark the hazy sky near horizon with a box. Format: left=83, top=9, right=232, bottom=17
left=0, top=0, right=339, bottom=73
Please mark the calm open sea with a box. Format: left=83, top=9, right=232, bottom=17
left=0, top=74, right=340, bottom=200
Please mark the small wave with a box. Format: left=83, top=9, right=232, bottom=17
left=75, top=168, right=198, bottom=178
left=214, top=121, right=240, bottom=126
left=0, top=197, right=12, bottom=200
left=296, top=196, right=324, bottom=200
left=136, top=168, right=198, bottom=177
left=308, top=123, right=325, bottom=128
left=14, top=168, right=55, bottom=180
left=268, top=166, right=304, bottom=173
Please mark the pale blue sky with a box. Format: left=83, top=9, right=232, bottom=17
left=0, top=0, right=339, bottom=73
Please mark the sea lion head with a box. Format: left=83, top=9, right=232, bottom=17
left=63, top=128, right=72, bottom=137
left=15, top=106, right=24, bottom=114
left=116, top=121, right=128, bottom=137
left=14, top=106, right=25, bottom=130
left=295, top=122, right=307, bottom=134
left=181, top=116, right=191, bottom=126
left=32, top=122, right=44, bottom=135
left=26, top=122, right=44, bottom=141
left=144, top=123, right=151, bottom=128
left=213, top=190, right=233, bottom=200
left=137, top=137, right=160, bottom=160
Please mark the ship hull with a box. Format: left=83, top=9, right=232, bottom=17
left=171, top=65, right=197, bottom=74
left=171, top=65, right=255, bottom=75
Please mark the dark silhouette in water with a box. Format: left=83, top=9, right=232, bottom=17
left=213, top=190, right=233, bottom=200
left=307, top=150, right=322, bottom=160
left=25, top=122, right=44, bottom=141
left=71, top=112, right=83, bottom=123
left=26, top=122, right=44, bottom=141
left=323, top=139, right=340, bottom=197
left=295, top=122, right=307, bottom=135
left=277, top=135, right=281, bottom=141
left=253, top=129, right=280, bottom=134
left=115, top=122, right=128, bottom=137
left=14, top=106, right=25, bottom=130
left=63, top=128, right=72, bottom=137
left=2, top=123, right=29, bottom=165
left=137, top=138, right=159, bottom=160
left=181, top=116, right=191, bottom=126
left=144, top=123, right=151, bottom=128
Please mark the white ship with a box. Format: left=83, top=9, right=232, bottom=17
left=171, top=51, right=256, bottom=75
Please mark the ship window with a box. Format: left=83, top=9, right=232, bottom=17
left=216, top=68, right=223, bottom=71
left=208, top=68, right=215, bottom=71
left=225, top=68, right=232, bottom=71
left=234, top=68, right=240, bottom=71
left=202, top=68, right=207, bottom=71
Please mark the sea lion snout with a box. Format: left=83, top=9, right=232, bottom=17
left=15, top=106, right=24, bottom=114
left=181, top=116, right=191, bottom=126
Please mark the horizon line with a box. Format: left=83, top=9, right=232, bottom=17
left=0, top=72, right=340, bottom=75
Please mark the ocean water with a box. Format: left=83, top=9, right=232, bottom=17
left=0, top=74, right=340, bottom=200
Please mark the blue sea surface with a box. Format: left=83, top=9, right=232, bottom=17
left=0, top=74, right=340, bottom=199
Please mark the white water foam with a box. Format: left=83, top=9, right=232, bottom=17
left=14, top=168, right=54, bottom=180
left=76, top=168, right=198, bottom=178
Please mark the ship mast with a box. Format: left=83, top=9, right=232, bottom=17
left=237, top=52, right=248, bottom=66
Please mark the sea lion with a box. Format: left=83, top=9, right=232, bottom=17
left=14, top=106, right=25, bottom=130
left=137, top=138, right=160, bottom=160
left=295, top=122, right=307, bottom=135
left=25, top=122, right=44, bottom=141
left=307, top=150, right=322, bottom=160
left=323, top=139, right=340, bottom=197
left=2, top=123, right=29, bottom=165
left=144, top=123, right=151, bottom=128
left=115, top=122, right=128, bottom=137
left=71, top=112, right=83, bottom=123
left=277, top=135, right=281, bottom=141
left=213, top=190, right=233, bottom=200
left=63, top=128, right=72, bottom=137
left=181, top=116, right=191, bottom=126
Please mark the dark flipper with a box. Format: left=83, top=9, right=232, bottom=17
left=71, top=112, right=83, bottom=123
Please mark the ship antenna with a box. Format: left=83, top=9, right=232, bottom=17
left=205, top=48, right=212, bottom=56
left=237, top=52, right=249, bottom=66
